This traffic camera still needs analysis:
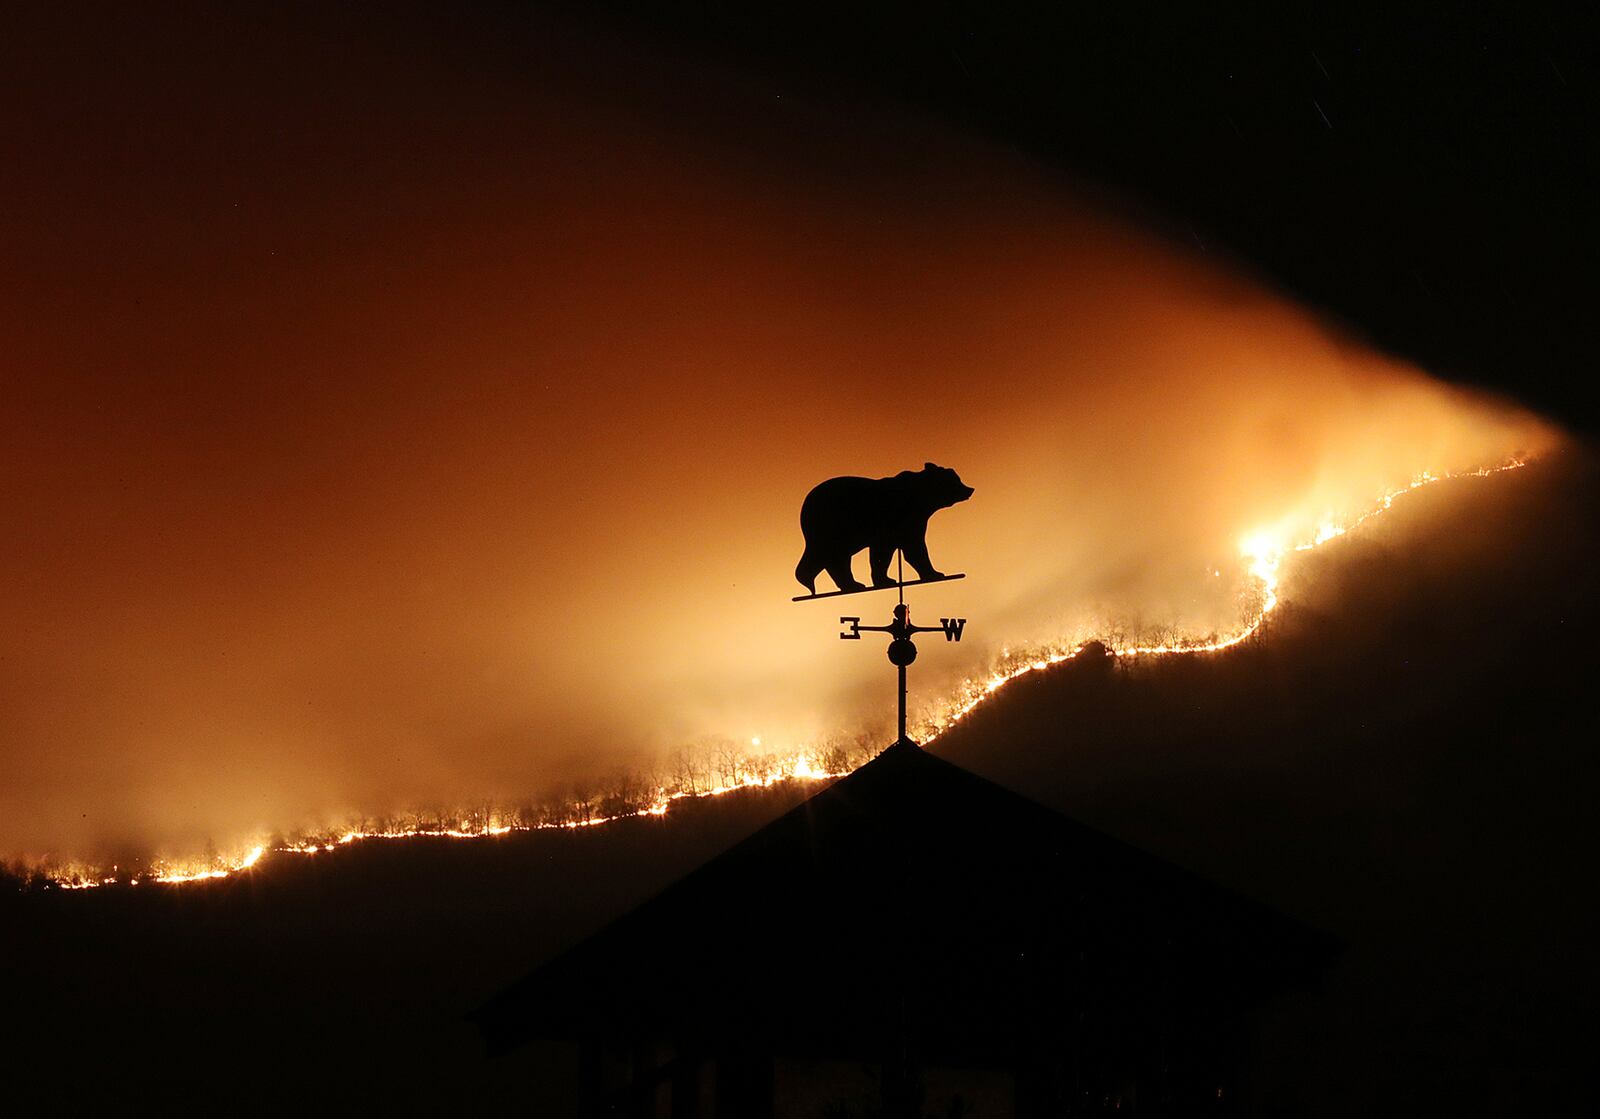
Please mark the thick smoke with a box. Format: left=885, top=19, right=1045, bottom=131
left=0, top=7, right=1553, bottom=862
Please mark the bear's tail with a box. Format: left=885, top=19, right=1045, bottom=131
left=795, top=550, right=821, bottom=594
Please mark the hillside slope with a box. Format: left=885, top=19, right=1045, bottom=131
left=5, top=451, right=1594, bottom=1115
left=935, top=449, right=1600, bottom=1115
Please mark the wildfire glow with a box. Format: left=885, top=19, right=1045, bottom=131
left=914, top=459, right=1528, bottom=739
left=28, top=458, right=1528, bottom=892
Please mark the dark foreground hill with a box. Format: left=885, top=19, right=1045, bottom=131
left=936, top=450, right=1600, bottom=1116
left=1, top=782, right=822, bottom=1114
left=4, top=450, right=1595, bottom=1116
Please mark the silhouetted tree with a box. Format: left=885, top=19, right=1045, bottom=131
left=712, top=738, right=743, bottom=787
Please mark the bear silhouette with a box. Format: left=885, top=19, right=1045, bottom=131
left=795, top=463, right=974, bottom=594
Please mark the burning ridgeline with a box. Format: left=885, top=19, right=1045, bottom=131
left=17, top=457, right=1529, bottom=892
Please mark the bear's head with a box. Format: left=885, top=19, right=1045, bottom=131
left=921, top=462, right=975, bottom=510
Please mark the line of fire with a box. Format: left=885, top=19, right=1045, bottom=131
left=28, top=459, right=1525, bottom=892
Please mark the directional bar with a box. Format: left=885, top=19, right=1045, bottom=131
left=791, top=572, right=966, bottom=603
left=840, top=615, right=965, bottom=640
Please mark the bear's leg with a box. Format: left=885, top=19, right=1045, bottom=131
left=869, top=540, right=898, bottom=587
left=795, top=548, right=825, bottom=594
left=824, top=555, right=865, bottom=593
left=900, top=523, right=943, bottom=581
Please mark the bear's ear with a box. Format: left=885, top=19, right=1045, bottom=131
left=924, top=461, right=938, bottom=471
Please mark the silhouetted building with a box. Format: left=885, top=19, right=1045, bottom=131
left=474, top=740, right=1332, bottom=1117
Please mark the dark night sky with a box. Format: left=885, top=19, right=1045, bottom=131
left=614, top=1, right=1595, bottom=433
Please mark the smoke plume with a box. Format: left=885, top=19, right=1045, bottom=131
left=0, top=6, right=1553, bottom=862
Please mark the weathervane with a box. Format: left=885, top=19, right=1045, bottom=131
left=791, top=463, right=973, bottom=746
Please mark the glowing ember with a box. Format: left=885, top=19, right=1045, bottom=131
left=25, top=459, right=1527, bottom=891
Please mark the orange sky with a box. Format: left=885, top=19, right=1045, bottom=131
left=0, top=7, right=1553, bottom=862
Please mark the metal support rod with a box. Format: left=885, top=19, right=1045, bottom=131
left=897, top=660, right=907, bottom=745
left=897, top=550, right=907, bottom=745
left=825, top=545, right=966, bottom=751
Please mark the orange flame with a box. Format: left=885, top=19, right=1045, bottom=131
left=31, top=458, right=1528, bottom=891
left=914, top=459, right=1527, bottom=738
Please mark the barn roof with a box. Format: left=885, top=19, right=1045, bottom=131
left=474, top=739, right=1334, bottom=1056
